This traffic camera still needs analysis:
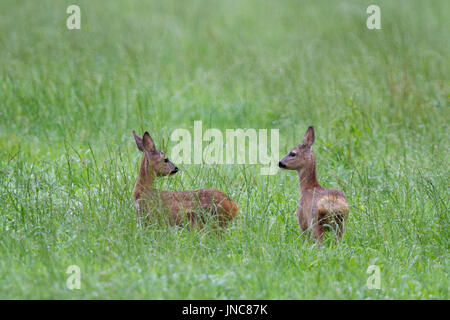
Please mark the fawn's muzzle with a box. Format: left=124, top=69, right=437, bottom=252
left=170, top=167, right=179, bottom=174
left=278, top=161, right=286, bottom=168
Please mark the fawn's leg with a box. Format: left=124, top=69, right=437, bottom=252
left=185, top=211, right=201, bottom=230
left=312, top=224, right=324, bottom=244
left=333, top=214, right=347, bottom=244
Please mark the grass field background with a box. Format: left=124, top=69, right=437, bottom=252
left=0, top=0, right=448, bottom=299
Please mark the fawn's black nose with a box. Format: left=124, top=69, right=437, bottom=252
left=278, top=161, right=286, bottom=168
left=173, top=167, right=178, bottom=172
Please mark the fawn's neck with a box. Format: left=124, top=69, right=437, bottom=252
left=134, top=154, right=155, bottom=200
left=297, top=156, right=320, bottom=194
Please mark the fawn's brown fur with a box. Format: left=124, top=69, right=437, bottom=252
left=132, top=130, right=238, bottom=228
left=278, top=126, right=349, bottom=243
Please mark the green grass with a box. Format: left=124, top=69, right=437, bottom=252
left=0, top=0, right=448, bottom=299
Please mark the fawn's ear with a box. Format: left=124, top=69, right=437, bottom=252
left=302, top=125, right=315, bottom=147
left=142, top=131, right=156, bottom=152
left=133, top=130, right=144, bottom=152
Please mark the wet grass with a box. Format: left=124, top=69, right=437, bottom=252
left=0, top=0, right=448, bottom=299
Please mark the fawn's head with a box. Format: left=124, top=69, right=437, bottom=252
left=133, top=130, right=178, bottom=176
left=279, top=125, right=316, bottom=171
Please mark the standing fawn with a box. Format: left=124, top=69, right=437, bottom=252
left=132, top=130, right=238, bottom=228
left=278, top=126, right=349, bottom=243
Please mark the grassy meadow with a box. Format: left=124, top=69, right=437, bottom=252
left=0, top=0, right=448, bottom=299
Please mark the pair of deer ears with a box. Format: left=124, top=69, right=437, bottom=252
left=302, top=126, right=315, bottom=147
left=134, top=125, right=314, bottom=152
left=133, top=130, right=155, bottom=152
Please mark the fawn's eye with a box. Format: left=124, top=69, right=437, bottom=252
left=164, top=158, right=169, bottom=163
left=289, top=152, right=296, bottom=157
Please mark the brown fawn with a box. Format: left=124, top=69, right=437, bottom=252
left=278, top=126, right=349, bottom=243
left=132, top=130, right=238, bottom=228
